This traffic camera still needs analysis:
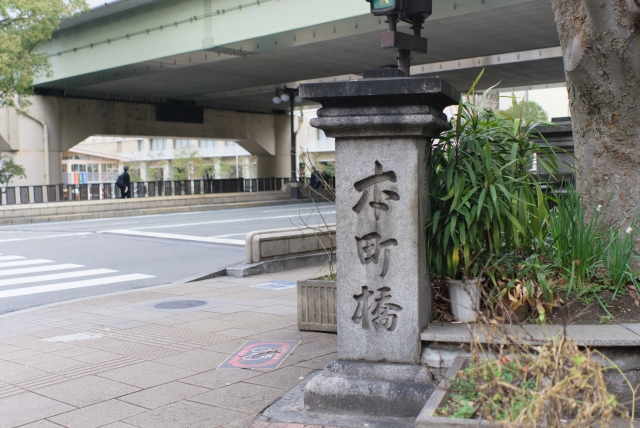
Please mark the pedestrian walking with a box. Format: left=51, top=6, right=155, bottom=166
left=116, top=166, right=131, bottom=198
left=310, top=166, right=322, bottom=190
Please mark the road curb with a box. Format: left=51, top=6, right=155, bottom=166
left=227, top=253, right=332, bottom=278
left=0, top=198, right=315, bottom=225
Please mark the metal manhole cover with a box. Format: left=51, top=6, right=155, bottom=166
left=154, top=300, right=207, bottom=310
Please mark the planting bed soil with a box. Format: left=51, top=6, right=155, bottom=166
left=432, top=279, right=640, bottom=325
left=553, top=290, right=640, bottom=324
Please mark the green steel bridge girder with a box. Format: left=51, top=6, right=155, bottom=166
left=38, top=0, right=533, bottom=86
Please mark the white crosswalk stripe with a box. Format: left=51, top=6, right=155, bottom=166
left=0, top=274, right=155, bottom=299
left=0, top=259, right=53, bottom=268
left=0, top=256, right=25, bottom=262
left=0, top=254, right=155, bottom=300
left=0, top=264, right=85, bottom=277
left=0, top=269, right=118, bottom=288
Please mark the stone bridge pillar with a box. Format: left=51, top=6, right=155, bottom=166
left=299, top=78, right=459, bottom=417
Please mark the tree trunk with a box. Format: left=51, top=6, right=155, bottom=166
left=550, top=0, right=640, bottom=229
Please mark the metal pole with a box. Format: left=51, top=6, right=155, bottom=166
left=289, top=91, right=300, bottom=199
left=397, top=49, right=411, bottom=77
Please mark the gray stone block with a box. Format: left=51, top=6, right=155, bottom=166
left=260, top=371, right=416, bottom=428
left=226, top=252, right=332, bottom=278
left=260, top=239, right=291, bottom=258
left=334, top=137, right=430, bottom=364
left=304, top=359, right=435, bottom=417
left=297, top=77, right=457, bottom=417
left=301, top=77, right=457, bottom=367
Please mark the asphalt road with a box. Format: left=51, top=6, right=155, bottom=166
left=0, top=201, right=336, bottom=315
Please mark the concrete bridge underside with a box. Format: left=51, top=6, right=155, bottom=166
left=1, top=0, right=566, bottom=185
left=0, top=97, right=292, bottom=185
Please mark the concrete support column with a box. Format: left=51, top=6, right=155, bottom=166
left=257, top=115, right=292, bottom=179
left=300, top=78, right=459, bottom=417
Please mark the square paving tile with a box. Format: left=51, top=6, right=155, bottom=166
left=150, top=318, right=188, bottom=326
left=214, top=328, right=260, bottom=338
left=0, top=344, right=21, bottom=356
left=153, top=349, right=228, bottom=373
left=119, top=381, right=209, bottom=409
left=0, top=336, right=74, bottom=353
left=70, top=350, right=124, bottom=364
left=0, top=360, right=49, bottom=383
left=253, top=329, right=334, bottom=344
left=97, top=361, right=195, bottom=389
left=96, top=423, right=138, bottom=428
left=76, top=307, right=125, bottom=316
left=189, top=382, right=284, bottom=414
left=0, top=392, right=74, bottom=428
left=202, top=338, right=252, bottom=354
left=217, top=312, right=288, bottom=325
left=294, top=353, right=337, bottom=370
left=291, top=338, right=337, bottom=359
left=48, top=399, right=144, bottom=428
left=247, top=306, right=298, bottom=316
left=244, top=365, right=314, bottom=390
left=50, top=346, right=97, bottom=358
left=0, top=348, right=42, bottom=362
left=166, top=311, right=221, bottom=322
left=242, top=323, right=296, bottom=334
left=203, top=304, right=262, bottom=314
left=219, top=413, right=257, bottom=428
left=178, top=319, right=245, bottom=333
left=31, top=356, right=88, bottom=373
left=4, top=352, right=63, bottom=367
left=123, top=400, right=246, bottom=428
left=14, top=419, right=66, bottom=427
left=114, top=310, right=167, bottom=322
left=35, top=375, right=140, bottom=407
left=180, top=368, right=262, bottom=390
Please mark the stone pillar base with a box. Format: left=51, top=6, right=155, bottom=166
left=304, top=360, right=435, bottom=417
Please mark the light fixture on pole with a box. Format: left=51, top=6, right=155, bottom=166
left=273, top=86, right=303, bottom=199
left=365, top=0, right=432, bottom=76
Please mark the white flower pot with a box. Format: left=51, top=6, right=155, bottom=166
left=446, top=277, right=482, bottom=323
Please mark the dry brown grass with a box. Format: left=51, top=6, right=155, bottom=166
left=456, top=322, right=636, bottom=427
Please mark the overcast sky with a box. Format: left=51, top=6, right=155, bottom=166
left=86, top=0, right=111, bottom=8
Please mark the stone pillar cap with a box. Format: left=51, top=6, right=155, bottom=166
left=300, top=77, right=460, bottom=112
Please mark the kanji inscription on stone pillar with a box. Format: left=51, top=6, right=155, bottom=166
left=336, top=141, right=430, bottom=364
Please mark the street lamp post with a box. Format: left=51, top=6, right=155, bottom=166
left=273, top=86, right=303, bottom=199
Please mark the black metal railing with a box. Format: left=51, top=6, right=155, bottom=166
left=0, top=177, right=293, bottom=205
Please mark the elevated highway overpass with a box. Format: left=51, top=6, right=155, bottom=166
left=1, top=0, right=565, bottom=185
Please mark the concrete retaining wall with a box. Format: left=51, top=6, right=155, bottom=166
left=245, top=224, right=336, bottom=264
left=0, top=191, right=293, bottom=225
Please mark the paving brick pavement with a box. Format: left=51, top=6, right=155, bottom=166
left=0, top=265, right=340, bottom=428
left=248, top=423, right=339, bottom=428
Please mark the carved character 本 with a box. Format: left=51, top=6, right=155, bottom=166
left=352, top=161, right=400, bottom=220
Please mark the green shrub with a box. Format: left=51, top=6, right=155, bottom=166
left=426, top=74, right=559, bottom=282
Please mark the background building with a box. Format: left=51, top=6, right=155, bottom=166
left=62, top=136, right=258, bottom=184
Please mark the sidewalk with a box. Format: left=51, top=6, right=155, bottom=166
left=0, top=266, right=337, bottom=428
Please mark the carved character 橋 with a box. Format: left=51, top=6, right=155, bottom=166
left=352, top=286, right=403, bottom=331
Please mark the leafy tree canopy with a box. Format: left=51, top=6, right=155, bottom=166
left=0, top=154, right=26, bottom=186
left=0, top=0, right=87, bottom=108
left=499, top=99, right=548, bottom=123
